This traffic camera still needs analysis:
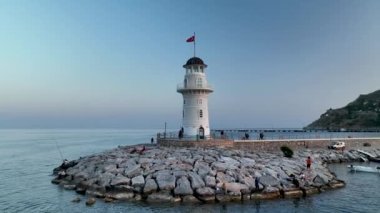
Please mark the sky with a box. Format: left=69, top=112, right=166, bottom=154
left=1, top=0, right=380, bottom=129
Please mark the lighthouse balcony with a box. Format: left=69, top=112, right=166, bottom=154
left=177, top=83, right=213, bottom=93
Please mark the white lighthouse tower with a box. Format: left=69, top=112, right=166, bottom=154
left=177, top=57, right=213, bottom=139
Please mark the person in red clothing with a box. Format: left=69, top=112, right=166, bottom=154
left=306, top=156, right=312, bottom=169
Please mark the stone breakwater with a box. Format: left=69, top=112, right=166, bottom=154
left=51, top=145, right=380, bottom=203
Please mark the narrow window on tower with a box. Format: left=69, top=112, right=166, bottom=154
left=196, top=78, right=202, bottom=87
left=183, top=110, right=184, bottom=118
left=184, top=100, right=186, bottom=105
left=199, top=110, right=203, bottom=118
left=184, top=78, right=187, bottom=88
left=198, top=99, right=202, bottom=105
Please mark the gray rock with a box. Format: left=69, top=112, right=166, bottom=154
left=147, top=191, right=176, bottom=202
left=189, top=172, right=205, bottom=189
left=143, top=178, right=158, bottom=194
left=63, top=184, right=76, bottom=190
left=113, top=185, right=134, bottom=193
left=240, top=157, right=256, bottom=167
left=103, top=164, right=117, bottom=173
left=174, top=176, right=193, bottom=196
left=156, top=174, right=176, bottom=191
left=204, top=175, right=216, bottom=187
left=173, top=170, right=188, bottom=178
left=107, top=192, right=134, bottom=200
left=124, top=164, right=142, bottom=178
left=131, top=175, right=145, bottom=188
left=263, top=186, right=280, bottom=194
left=182, top=195, right=201, bottom=203
left=223, top=182, right=246, bottom=193
left=110, top=175, right=130, bottom=186
left=86, top=197, right=96, bottom=206
left=260, top=175, right=279, bottom=187
left=196, top=187, right=215, bottom=202
left=204, top=156, right=216, bottom=164
left=152, top=170, right=172, bottom=178
left=216, top=172, right=235, bottom=184
left=313, top=174, right=329, bottom=186
left=196, top=187, right=215, bottom=196
left=241, top=176, right=255, bottom=190
left=139, top=158, right=153, bottom=164
left=71, top=197, right=81, bottom=203
left=212, top=162, right=238, bottom=171
left=172, top=163, right=193, bottom=171
left=194, top=161, right=212, bottom=177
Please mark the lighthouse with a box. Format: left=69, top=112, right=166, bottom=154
left=177, top=56, right=213, bottom=139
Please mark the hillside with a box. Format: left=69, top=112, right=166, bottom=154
left=306, top=90, right=380, bottom=130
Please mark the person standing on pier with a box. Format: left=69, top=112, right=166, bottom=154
left=259, top=132, right=264, bottom=140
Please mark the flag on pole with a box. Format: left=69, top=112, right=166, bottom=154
left=186, top=35, right=195, bottom=42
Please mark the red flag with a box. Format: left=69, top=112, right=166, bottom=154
left=186, top=35, right=195, bottom=42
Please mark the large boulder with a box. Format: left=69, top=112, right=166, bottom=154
left=174, top=176, right=193, bottom=196
left=259, top=175, right=279, bottom=187
left=124, top=164, right=142, bottom=178
left=194, top=161, right=212, bottom=177
left=182, top=195, right=201, bottom=203
left=212, top=162, right=238, bottom=171
left=143, top=178, right=158, bottom=194
left=147, top=191, right=177, bottom=202
left=196, top=187, right=215, bottom=202
left=156, top=174, right=176, bottom=191
left=240, top=157, right=256, bottom=168
left=106, top=192, right=134, bottom=200
left=241, top=176, right=255, bottom=190
left=131, top=175, right=145, bottom=188
left=216, top=172, right=235, bottom=185
left=188, top=172, right=205, bottom=189
left=173, top=170, right=188, bottom=178
left=110, top=175, right=130, bottom=186
left=204, top=175, right=216, bottom=187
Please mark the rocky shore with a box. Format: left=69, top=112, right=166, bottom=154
left=51, top=144, right=380, bottom=204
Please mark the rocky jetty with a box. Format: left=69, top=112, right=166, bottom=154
left=51, top=145, right=380, bottom=203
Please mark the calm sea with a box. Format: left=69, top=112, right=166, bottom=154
left=0, top=129, right=379, bottom=213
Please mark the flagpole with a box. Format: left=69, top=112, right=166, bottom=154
left=193, top=32, right=196, bottom=57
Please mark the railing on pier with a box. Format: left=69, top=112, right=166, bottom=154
left=210, top=129, right=380, bottom=141
left=157, top=131, right=212, bottom=141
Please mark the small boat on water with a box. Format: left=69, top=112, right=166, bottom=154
left=348, top=165, right=380, bottom=173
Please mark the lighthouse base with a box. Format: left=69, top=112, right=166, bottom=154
left=184, top=126, right=210, bottom=139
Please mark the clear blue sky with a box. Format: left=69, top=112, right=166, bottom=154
left=1, top=0, right=379, bottom=129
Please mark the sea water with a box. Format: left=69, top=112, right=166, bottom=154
left=0, top=129, right=379, bottom=213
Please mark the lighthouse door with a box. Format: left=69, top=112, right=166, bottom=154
left=199, top=126, right=205, bottom=140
